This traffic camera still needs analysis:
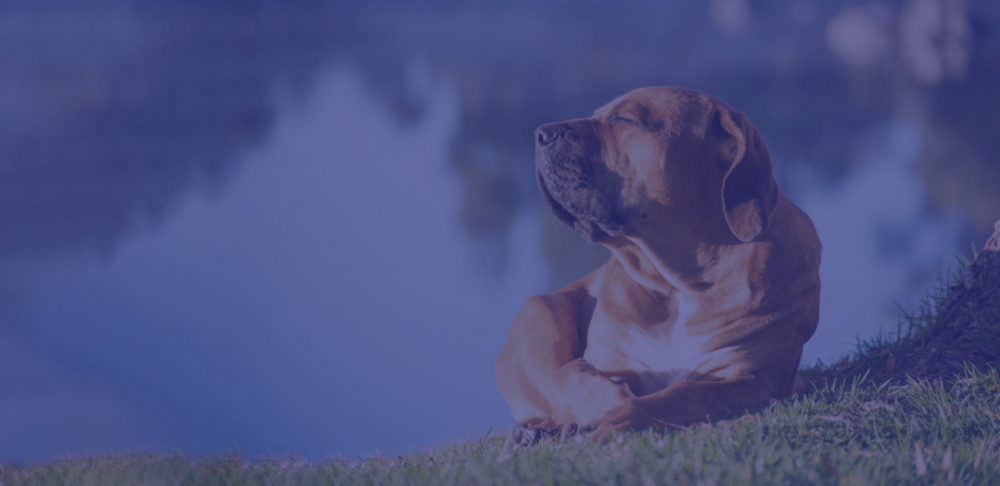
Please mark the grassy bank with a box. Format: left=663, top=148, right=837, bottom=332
left=3, top=368, right=1000, bottom=485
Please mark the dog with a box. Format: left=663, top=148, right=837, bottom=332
left=496, top=86, right=821, bottom=441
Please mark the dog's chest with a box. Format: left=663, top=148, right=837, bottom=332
left=582, top=292, right=713, bottom=386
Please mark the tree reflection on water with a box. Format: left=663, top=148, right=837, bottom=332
left=1, top=0, right=998, bottom=464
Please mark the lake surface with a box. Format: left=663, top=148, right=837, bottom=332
left=2, top=0, right=998, bottom=463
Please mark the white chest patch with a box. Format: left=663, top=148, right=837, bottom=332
left=583, top=293, right=717, bottom=393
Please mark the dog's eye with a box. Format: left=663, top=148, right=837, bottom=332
left=610, top=115, right=638, bottom=128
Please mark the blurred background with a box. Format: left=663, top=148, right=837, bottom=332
left=1, top=0, right=998, bottom=464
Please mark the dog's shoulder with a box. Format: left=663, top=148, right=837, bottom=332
left=759, top=194, right=822, bottom=271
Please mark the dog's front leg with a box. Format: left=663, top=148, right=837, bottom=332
left=555, top=357, right=637, bottom=425
left=586, top=374, right=780, bottom=441
left=497, top=294, right=634, bottom=427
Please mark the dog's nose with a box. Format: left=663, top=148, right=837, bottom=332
left=536, top=125, right=561, bottom=146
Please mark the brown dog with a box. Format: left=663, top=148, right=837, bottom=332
left=496, top=87, right=821, bottom=441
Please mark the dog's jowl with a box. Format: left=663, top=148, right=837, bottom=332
left=496, top=87, right=821, bottom=441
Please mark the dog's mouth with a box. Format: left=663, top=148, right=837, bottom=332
left=536, top=169, right=577, bottom=227
left=536, top=168, right=625, bottom=244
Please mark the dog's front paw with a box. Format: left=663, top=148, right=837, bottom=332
left=510, top=420, right=541, bottom=446
left=511, top=419, right=582, bottom=446
left=586, top=398, right=650, bottom=442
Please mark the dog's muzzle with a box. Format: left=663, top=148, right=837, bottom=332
left=534, top=121, right=627, bottom=243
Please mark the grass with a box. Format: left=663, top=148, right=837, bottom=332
left=801, top=252, right=1000, bottom=390
left=5, top=265, right=1000, bottom=484
left=4, top=370, right=1000, bottom=485
left=798, top=266, right=957, bottom=389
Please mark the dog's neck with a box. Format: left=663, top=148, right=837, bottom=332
left=602, top=232, right=756, bottom=307
left=602, top=240, right=677, bottom=293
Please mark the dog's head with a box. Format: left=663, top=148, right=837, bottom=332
left=535, top=87, right=778, bottom=245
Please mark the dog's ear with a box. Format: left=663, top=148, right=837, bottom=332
left=714, top=108, right=778, bottom=243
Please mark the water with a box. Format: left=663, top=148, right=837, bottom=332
left=4, top=70, right=547, bottom=460
left=2, top=0, right=996, bottom=463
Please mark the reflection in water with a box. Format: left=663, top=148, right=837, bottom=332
left=794, top=121, right=964, bottom=365
left=2, top=0, right=998, bottom=464
left=0, top=3, right=295, bottom=267
left=6, top=70, right=545, bottom=461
